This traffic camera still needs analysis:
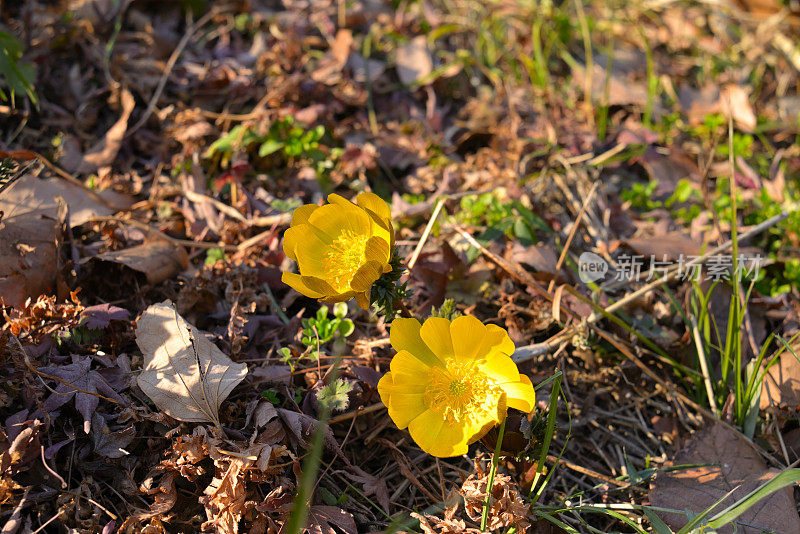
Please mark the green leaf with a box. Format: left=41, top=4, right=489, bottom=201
left=643, top=509, right=674, bottom=534
left=337, top=319, right=355, bottom=338
left=705, top=468, right=800, bottom=530
left=316, top=378, right=353, bottom=412
left=261, top=389, right=280, bottom=404
left=258, top=139, right=284, bottom=157
left=205, top=125, right=264, bottom=158
left=0, top=30, right=37, bottom=106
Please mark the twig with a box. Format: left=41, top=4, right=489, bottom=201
left=1, top=149, right=116, bottom=209
left=125, top=9, right=218, bottom=138
left=545, top=454, right=627, bottom=488
left=407, top=195, right=447, bottom=271
left=587, top=211, right=788, bottom=323
left=30, top=510, right=64, bottom=534
left=511, top=211, right=789, bottom=362
left=329, top=402, right=386, bottom=424
left=549, top=182, right=599, bottom=293
left=237, top=226, right=280, bottom=252
left=248, top=212, right=292, bottom=227
left=689, top=315, right=718, bottom=417
left=183, top=189, right=248, bottom=223
left=87, top=216, right=238, bottom=251
left=452, top=226, right=559, bottom=309
left=41, top=446, right=67, bottom=489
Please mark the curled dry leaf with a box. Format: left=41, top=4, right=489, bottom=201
left=649, top=422, right=800, bottom=533
left=83, top=239, right=189, bottom=286
left=0, top=173, right=133, bottom=227
left=135, top=301, right=248, bottom=427
left=760, top=337, right=800, bottom=410
left=303, top=505, right=357, bottom=534
left=60, top=88, right=136, bottom=174
left=720, top=84, right=756, bottom=133
left=395, top=35, right=433, bottom=86
left=0, top=196, right=64, bottom=308
left=91, top=412, right=135, bottom=458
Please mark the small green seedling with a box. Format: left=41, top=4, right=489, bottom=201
left=205, top=117, right=329, bottom=172
left=300, top=302, right=355, bottom=357
left=204, top=247, right=226, bottom=266
left=316, top=377, right=353, bottom=412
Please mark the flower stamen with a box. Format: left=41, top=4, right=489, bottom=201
left=424, top=359, right=502, bottom=424
left=324, top=230, right=370, bottom=292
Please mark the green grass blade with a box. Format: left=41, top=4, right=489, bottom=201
left=706, top=468, right=800, bottom=529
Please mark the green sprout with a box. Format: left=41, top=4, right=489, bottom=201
left=300, top=302, right=355, bottom=357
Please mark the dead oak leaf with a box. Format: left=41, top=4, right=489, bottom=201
left=81, top=303, right=130, bottom=330
left=91, top=412, right=135, bottom=458
left=649, top=422, right=800, bottom=533
left=135, top=301, right=247, bottom=427
left=36, top=356, right=126, bottom=433
left=303, top=505, right=357, bottom=534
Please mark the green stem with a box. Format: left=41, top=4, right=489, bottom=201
left=481, top=418, right=506, bottom=531
left=285, top=354, right=344, bottom=533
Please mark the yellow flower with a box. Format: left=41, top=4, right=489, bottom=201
left=377, top=315, right=535, bottom=457
left=281, top=193, right=394, bottom=309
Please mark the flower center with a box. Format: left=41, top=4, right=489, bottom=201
left=424, top=358, right=503, bottom=424
left=324, top=230, right=369, bottom=292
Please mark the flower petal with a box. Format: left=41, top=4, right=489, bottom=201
left=291, top=204, right=320, bottom=226
left=480, top=352, right=521, bottom=384
left=408, top=409, right=468, bottom=457
left=282, top=272, right=325, bottom=298
left=450, top=315, right=489, bottom=362
left=300, top=276, right=338, bottom=296
left=379, top=367, right=427, bottom=430
left=364, top=236, right=390, bottom=265
left=501, top=374, right=535, bottom=413
left=390, top=318, right=441, bottom=367
left=485, top=324, right=516, bottom=357
left=350, top=260, right=382, bottom=292
left=327, top=193, right=356, bottom=209
left=355, top=291, right=370, bottom=309
left=294, top=233, right=333, bottom=278
left=365, top=210, right=393, bottom=249
left=282, top=225, right=304, bottom=262
left=420, top=317, right=455, bottom=360
left=356, top=192, right=391, bottom=221
left=377, top=372, right=392, bottom=406
left=307, top=202, right=370, bottom=240
left=389, top=349, right=434, bottom=381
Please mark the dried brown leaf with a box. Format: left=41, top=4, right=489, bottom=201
left=135, top=301, right=248, bottom=426
left=760, top=339, right=800, bottom=410
left=395, top=36, right=432, bottom=86
left=0, top=197, right=62, bottom=308
left=649, top=422, right=800, bottom=533
left=61, top=88, right=136, bottom=174
left=84, top=239, right=188, bottom=285
left=720, top=84, right=757, bottom=133
left=302, top=505, right=357, bottom=534
left=0, top=173, right=132, bottom=227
